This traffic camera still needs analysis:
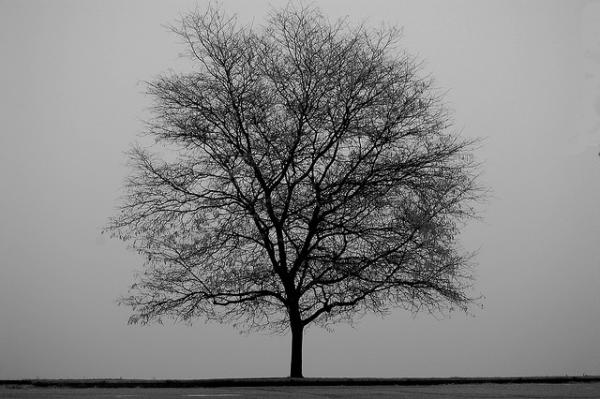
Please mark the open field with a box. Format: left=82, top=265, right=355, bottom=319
left=1, top=383, right=600, bottom=398
left=2, top=381, right=600, bottom=399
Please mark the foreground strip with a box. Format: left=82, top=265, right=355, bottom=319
left=1, top=376, right=600, bottom=388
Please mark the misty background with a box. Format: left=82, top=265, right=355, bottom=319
left=1, top=0, right=599, bottom=379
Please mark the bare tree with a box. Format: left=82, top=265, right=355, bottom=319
left=107, top=4, right=483, bottom=378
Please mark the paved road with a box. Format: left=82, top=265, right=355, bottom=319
left=2, top=383, right=600, bottom=398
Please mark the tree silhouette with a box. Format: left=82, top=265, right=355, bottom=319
left=107, top=4, right=483, bottom=378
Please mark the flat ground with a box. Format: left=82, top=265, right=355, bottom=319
left=2, top=383, right=600, bottom=399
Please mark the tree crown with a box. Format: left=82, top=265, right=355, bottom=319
left=107, top=4, right=483, bottom=333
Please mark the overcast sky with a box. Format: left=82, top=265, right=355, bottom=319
left=1, top=0, right=599, bottom=379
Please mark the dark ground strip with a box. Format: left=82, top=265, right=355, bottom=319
left=2, top=383, right=600, bottom=399
left=1, top=376, right=600, bottom=388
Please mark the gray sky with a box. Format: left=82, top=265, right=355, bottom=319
left=1, top=0, right=599, bottom=379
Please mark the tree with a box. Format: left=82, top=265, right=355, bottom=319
left=106, top=4, right=483, bottom=378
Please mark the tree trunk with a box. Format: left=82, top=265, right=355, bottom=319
left=289, top=314, right=304, bottom=378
